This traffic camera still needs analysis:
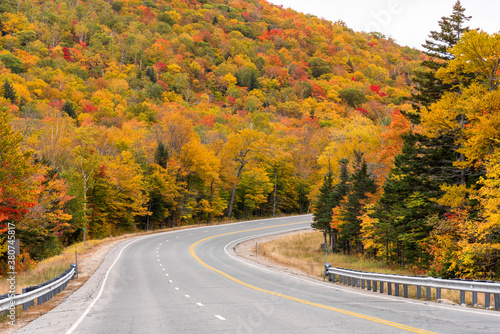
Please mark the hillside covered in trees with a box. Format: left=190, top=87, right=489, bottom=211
left=1, top=0, right=497, bottom=279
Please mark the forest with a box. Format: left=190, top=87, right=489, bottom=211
left=0, top=0, right=498, bottom=279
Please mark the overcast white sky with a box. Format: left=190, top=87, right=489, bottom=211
left=267, top=0, right=500, bottom=49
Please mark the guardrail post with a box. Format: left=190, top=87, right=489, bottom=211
left=417, top=286, right=421, bottom=299
left=373, top=281, right=377, bottom=292
left=494, top=294, right=499, bottom=310
left=403, top=284, right=408, bottom=298
left=22, top=288, right=27, bottom=311
left=348, top=277, right=351, bottom=286
left=436, top=288, right=441, bottom=300
left=472, top=292, right=477, bottom=306
left=380, top=281, right=384, bottom=293
left=460, top=290, right=465, bottom=305
left=388, top=282, right=392, bottom=295
left=426, top=287, right=431, bottom=300
left=395, top=283, right=399, bottom=296
left=485, top=293, right=490, bottom=308
left=367, top=280, right=371, bottom=291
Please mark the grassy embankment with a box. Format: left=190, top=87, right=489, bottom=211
left=257, top=231, right=493, bottom=307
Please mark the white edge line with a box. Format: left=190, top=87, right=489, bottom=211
left=64, top=215, right=313, bottom=333
left=223, top=231, right=500, bottom=318
left=65, top=238, right=141, bottom=334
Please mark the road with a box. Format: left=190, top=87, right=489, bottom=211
left=16, top=215, right=500, bottom=333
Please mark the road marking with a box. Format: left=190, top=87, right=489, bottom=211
left=159, top=264, right=162, bottom=266
left=175, top=287, right=179, bottom=290
left=215, top=315, right=226, bottom=321
left=185, top=295, right=190, bottom=298
left=176, top=236, right=180, bottom=238
left=190, top=222, right=436, bottom=334
left=165, top=273, right=169, bottom=276
left=66, top=238, right=141, bottom=334
left=196, top=302, right=204, bottom=306
left=169, top=280, right=173, bottom=283
left=162, top=268, right=165, bottom=271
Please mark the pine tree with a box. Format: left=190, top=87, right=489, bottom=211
left=371, top=133, right=447, bottom=265
left=329, top=159, right=349, bottom=252
left=3, top=80, right=16, bottom=104
left=154, top=141, right=169, bottom=169
left=410, top=1, right=471, bottom=119
left=146, top=67, right=157, bottom=83
left=338, top=153, right=376, bottom=254
left=62, top=101, right=77, bottom=119
left=248, top=71, right=258, bottom=91
left=312, top=166, right=335, bottom=249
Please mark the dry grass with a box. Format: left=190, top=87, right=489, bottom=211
left=257, top=231, right=497, bottom=308
left=257, top=231, right=417, bottom=278
left=0, top=239, right=106, bottom=294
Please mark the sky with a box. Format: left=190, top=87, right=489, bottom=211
left=267, top=0, right=500, bottom=50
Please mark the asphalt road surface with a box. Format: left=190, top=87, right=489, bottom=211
left=16, top=215, right=500, bottom=333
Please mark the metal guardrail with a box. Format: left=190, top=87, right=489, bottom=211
left=1, top=264, right=77, bottom=315
left=325, top=264, right=500, bottom=310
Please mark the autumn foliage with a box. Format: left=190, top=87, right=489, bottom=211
left=0, top=0, right=496, bottom=279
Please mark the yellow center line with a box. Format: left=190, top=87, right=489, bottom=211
left=189, top=221, right=437, bottom=334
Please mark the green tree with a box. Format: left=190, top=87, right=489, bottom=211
left=308, top=57, right=332, bottom=78
left=338, top=87, right=367, bottom=109
left=338, top=153, right=376, bottom=254
left=62, top=101, right=77, bottom=119
left=312, top=166, right=335, bottom=249
left=369, top=134, right=447, bottom=265
left=3, top=80, right=16, bottom=103
left=410, top=1, right=471, bottom=120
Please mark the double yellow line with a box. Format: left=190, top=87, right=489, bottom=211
left=189, top=222, right=436, bottom=334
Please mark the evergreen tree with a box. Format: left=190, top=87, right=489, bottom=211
left=329, top=159, right=350, bottom=252
left=370, top=133, right=448, bottom=265
left=3, top=79, right=16, bottom=103
left=410, top=1, right=471, bottom=119
left=312, top=166, right=335, bottom=249
left=248, top=71, right=258, bottom=91
left=338, top=153, right=376, bottom=254
left=154, top=141, right=169, bottom=168
left=146, top=67, right=157, bottom=83
left=62, top=101, right=77, bottom=119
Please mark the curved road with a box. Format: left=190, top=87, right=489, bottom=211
left=16, top=215, right=500, bottom=333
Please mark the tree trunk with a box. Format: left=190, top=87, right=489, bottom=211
left=227, top=162, right=245, bottom=218
left=207, top=180, right=214, bottom=224
left=273, top=167, right=277, bottom=216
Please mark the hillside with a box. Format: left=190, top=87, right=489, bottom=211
left=0, top=0, right=423, bottom=272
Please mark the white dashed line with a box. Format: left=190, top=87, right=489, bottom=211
left=175, top=287, right=179, bottom=291
left=159, top=264, right=162, bottom=266
left=176, top=236, right=180, bottom=238
left=215, top=315, right=226, bottom=321
left=169, top=280, right=173, bottom=283
left=165, top=273, right=168, bottom=276
left=196, top=303, right=204, bottom=307
left=162, top=268, right=165, bottom=271
left=185, top=295, right=190, bottom=298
